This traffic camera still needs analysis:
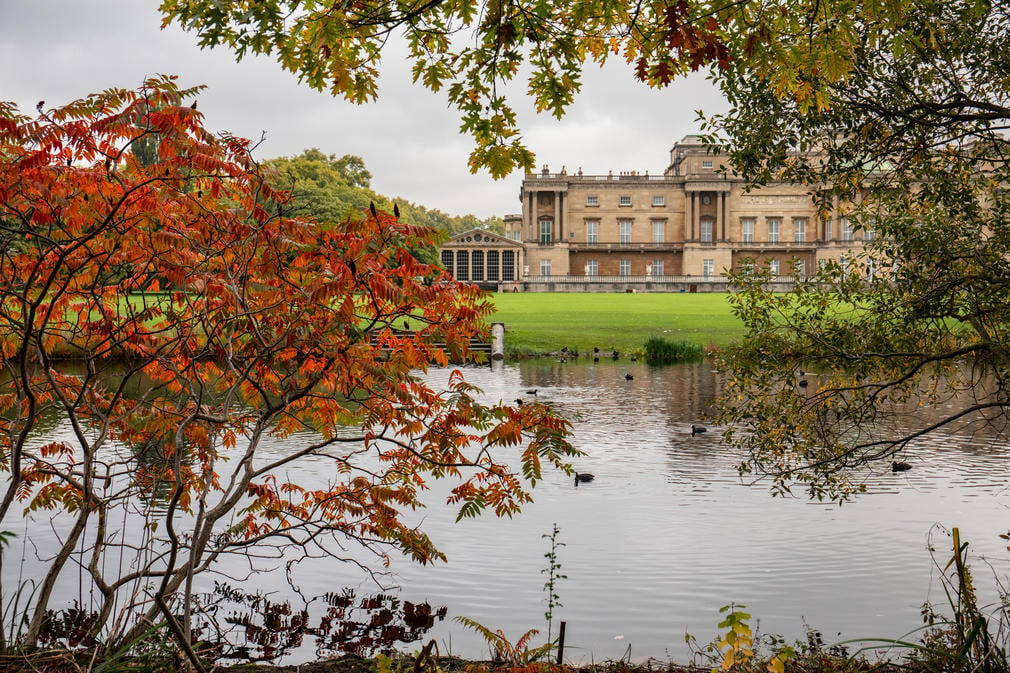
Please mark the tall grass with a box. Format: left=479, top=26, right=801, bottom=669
left=643, top=336, right=705, bottom=364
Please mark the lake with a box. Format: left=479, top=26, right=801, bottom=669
left=6, top=360, right=1010, bottom=664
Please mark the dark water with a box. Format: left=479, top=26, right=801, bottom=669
left=6, top=361, right=1010, bottom=663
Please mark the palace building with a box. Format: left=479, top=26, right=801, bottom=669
left=440, top=135, right=870, bottom=289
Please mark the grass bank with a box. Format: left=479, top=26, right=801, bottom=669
left=488, top=292, right=742, bottom=356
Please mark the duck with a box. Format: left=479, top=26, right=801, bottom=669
left=891, top=460, right=912, bottom=472
left=612, top=350, right=620, bottom=360
left=574, top=472, right=595, bottom=485
left=514, top=398, right=524, bottom=406
left=526, top=389, right=538, bottom=395
left=625, top=373, right=634, bottom=380
left=691, top=424, right=707, bottom=436
left=798, top=379, right=809, bottom=388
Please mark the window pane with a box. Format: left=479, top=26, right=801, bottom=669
left=487, top=251, right=499, bottom=281
left=619, top=195, right=631, bottom=206
left=703, top=259, right=714, bottom=277
left=652, top=260, right=664, bottom=276
left=794, top=218, right=806, bottom=242
left=619, top=260, right=630, bottom=276
left=441, top=250, right=454, bottom=275
left=742, top=218, right=754, bottom=243
left=455, top=250, right=469, bottom=281
left=585, top=259, right=597, bottom=276
left=701, top=219, right=713, bottom=242
left=652, top=195, right=665, bottom=206
left=471, top=250, right=484, bottom=281
left=652, top=220, right=664, bottom=243
left=619, top=220, right=631, bottom=245
left=540, top=220, right=551, bottom=245
left=540, top=259, right=552, bottom=276
left=586, top=220, right=598, bottom=244
left=768, top=219, right=780, bottom=243
left=502, top=251, right=515, bottom=280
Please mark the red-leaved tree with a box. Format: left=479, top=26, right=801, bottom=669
left=0, top=76, right=576, bottom=660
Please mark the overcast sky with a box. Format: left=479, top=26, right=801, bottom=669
left=0, top=1, right=728, bottom=218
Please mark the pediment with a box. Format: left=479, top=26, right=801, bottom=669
left=445, top=228, right=522, bottom=248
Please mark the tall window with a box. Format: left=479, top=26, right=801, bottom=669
left=700, top=218, right=713, bottom=243
left=502, top=251, right=515, bottom=280
left=586, top=195, right=599, bottom=206
left=794, top=218, right=806, bottom=242
left=769, top=259, right=779, bottom=276
left=767, top=218, right=780, bottom=243
left=703, top=259, right=714, bottom=277
left=455, top=250, right=469, bottom=281
left=540, top=259, right=552, bottom=276
left=585, top=259, right=598, bottom=276
left=619, top=259, right=631, bottom=276
left=441, top=250, right=454, bottom=275
left=652, top=195, right=665, bottom=206
left=742, top=218, right=755, bottom=243
left=825, top=219, right=833, bottom=241
left=864, top=223, right=876, bottom=241
left=471, top=250, right=484, bottom=281
left=866, top=259, right=876, bottom=281
left=619, top=195, right=632, bottom=206
left=842, top=217, right=854, bottom=241
left=619, top=220, right=632, bottom=245
left=539, top=219, right=552, bottom=245
left=586, top=220, right=598, bottom=244
left=652, top=260, right=664, bottom=276
left=793, top=259, right=806, bottom=278
left=652, top=220, right=665, bottom=243
left=487, top=251, right=500, bottom=281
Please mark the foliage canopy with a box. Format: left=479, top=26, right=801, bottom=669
left=0, top=77, right=576, bottom=653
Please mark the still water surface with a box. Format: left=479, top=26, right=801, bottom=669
left=250, top=361, right=1010, bottom=663
left=9, top=360, right=1010, bottom=663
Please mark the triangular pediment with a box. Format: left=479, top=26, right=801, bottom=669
left=445, top=228, right=522, bottom=248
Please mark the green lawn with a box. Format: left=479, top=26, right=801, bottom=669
left=487, top=292, right=743, bottom=355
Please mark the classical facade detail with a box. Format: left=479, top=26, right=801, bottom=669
left=439, top=228, right=524, bottom=284
left=515, top=135, right=868, bottom=279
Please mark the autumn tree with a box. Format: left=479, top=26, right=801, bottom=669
left=0, top=77, right=576, bottom=661
left=708, top=0, right=1010, bottom=499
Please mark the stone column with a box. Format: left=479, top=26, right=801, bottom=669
left=692, top=193, right=700, bottom=241
left=553, top=191, right=561, bottom=242
left=491, top=322, right=505, bottom=361
left=716, top=191, right=724, bottom=241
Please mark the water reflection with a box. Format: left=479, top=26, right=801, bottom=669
left=6, top=360, right=1010, bottom=665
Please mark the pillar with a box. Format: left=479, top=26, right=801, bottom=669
left=716, top=191, right=724, bottom=241
left=491, top=322, right=505, bottom=361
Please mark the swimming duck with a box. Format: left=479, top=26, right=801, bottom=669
left=691, top=424, right=707, bottom=436
left=891, top=461, right=912, bottom=472
left=574, top=472, right=595, bottom=485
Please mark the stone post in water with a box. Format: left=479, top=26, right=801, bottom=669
left=491, top=322, right=505, bottom=361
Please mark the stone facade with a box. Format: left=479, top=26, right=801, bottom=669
left=514, top=135, right=868, bottom=280
left=439, top=228, right=524, bottom=286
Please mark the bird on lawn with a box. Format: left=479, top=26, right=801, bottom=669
left=574, top=472, right=595, bottom=486
left=691, top=424, right=707, bottom=436
left=892, top=461, right=912, bottom=472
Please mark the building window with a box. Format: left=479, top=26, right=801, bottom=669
left=864, top=223, right=876, bottom=241
left=471, top=251, right=484, bottom=281
left=652, top=260, right=664, bottom=276
left=742, top=218, right=754, bottom=243
left=586, top=220, right=598, bottom=245
left=441, top=249, right=454, bottom=275
left=586, top=195, right=599, bottom=206
left=619, top=195, right=632, bottom=207
left=540, top=259, right=552, bottom=276
left=585, top=259, right=598, bottom=276
left=825, top=219, right=833, bottom=241
left=619, top=259, right=631, bottom=276
left=842, top=217, right=853, bottom=241
left=487, top=251, right=500, bottom=281
left=701, top=218, right=713, bottom=243
left=619, top=220, right=632, bottom=245
left=703, top=259, right=714, bottom=278
left=539, top=219, right=552, bottom=245
left=794, top=218, right=806, bottom=242
left=502, top=251, right=515, bottom=280
left=741, top=259, right=755, bottom=275
left=652, top=195, right=665, bottom=206
left=866, top=259, right=876, bottom=281
left=769, top=259, right=779, bottom=276
left=793, top=259, right=805, bottom=278
left=652, top=220, right=664, bottom=243
left=767, top=219, right=780, bottom=243
left=455, top=250, right=469, bottom=281
left=702, top=160, right=713, bottom=169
